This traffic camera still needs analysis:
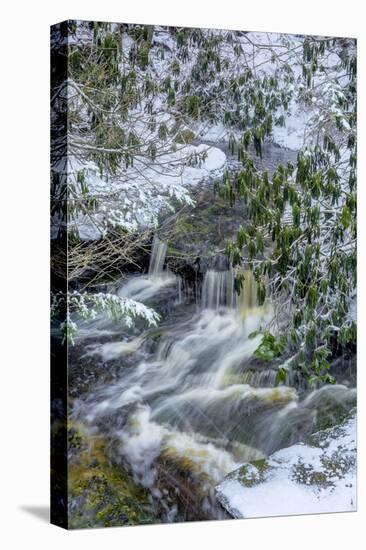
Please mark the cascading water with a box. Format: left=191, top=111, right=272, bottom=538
left=118, top=235, right=176, bottom=302
left=148, top=236, right=168, bottom=279
left=201, top=269, right=235, bottom=309
left=74, top=258, right=356, bottom=522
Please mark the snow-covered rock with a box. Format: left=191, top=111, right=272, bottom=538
left=215, top=413, right=356, bottom=518
left=58, top=143, right=227, bottom=241
left=271, top=105, right=310, bottom=151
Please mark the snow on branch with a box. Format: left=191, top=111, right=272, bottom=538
left=52, top=291, right=160, bottom=344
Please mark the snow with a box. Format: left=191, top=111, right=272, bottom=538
left=216, top=414, right=356, bottom=518
left=59, top=143, right=227, bottom=240
left=199, top=123, right=229, bottom=143
left=58, top=25, right=334, bottom=241
left=59, top=25, right=310, bottom=240
left=348, top=295, right=357, bottom=322
left=194, top=144, right=227, bottom=174
left=136, top=143, right=227, bottom=189
left=271, top=106, right=310, bottom=151
left=64, top=290, right=160, bottom=339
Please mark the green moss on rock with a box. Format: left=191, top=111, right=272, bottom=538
left=232, top=458, right=272, bottom=487
left=174, top=128, right=196, bottom=144
left=68, top=422, right=156, bottom=529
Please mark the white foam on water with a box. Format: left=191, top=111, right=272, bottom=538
left=118, top=236, right=176, bottom=302
left=83, top=336, right=144, bottom=361
left=75, top=261, right=356, bottom=517
left=117, top=405, right=167, bottom=487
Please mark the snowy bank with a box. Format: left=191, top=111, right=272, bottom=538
left=62, top=144, right=227, bottom=240
left=215, top=413, right=356, bottom=518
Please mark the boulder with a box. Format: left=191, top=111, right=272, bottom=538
left=215, top=413, right=356, bottom=518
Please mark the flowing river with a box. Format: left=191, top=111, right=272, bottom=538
left=70, top=143, right=356, bottom=523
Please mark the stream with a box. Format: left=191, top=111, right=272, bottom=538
left=70, top=142, right=356, bottom=523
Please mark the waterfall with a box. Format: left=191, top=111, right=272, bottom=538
left=177, top=276, right=182, bottom=304
left=201, top=270, right=235, bottom=309
left=78, top=259, right=355, bottom=521
left=236, top=270, right=260, bottom=318
left=118, top=236, right=175, bottom=301
left=201, top=269, right=261, bottom=315
left=148, top=236, right=167, bottom=278
left=69, top=137, right=355, bottom=524
left=241, top=271, right=257, bottom=309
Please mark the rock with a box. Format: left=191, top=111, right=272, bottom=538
left=67, top=422, right=155, bottom=528
left=215, top=413, right=356, bottom=518
left=174, top=128, right=196, bottom=144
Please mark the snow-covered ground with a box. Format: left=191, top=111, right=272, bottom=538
left=216, top=414, right=356, bottom=518
left=63, top=143, right=227, bottom=240
left=58, top=25, right=313, bottom=242
left=271, top=105, right=309, bottom=150
left=56, top=24, right=355, bottom=243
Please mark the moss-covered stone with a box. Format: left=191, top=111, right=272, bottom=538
left=313, top=398, right=357, bottom=432
left=68, top=422, right=156, bottom=529
left=291, top=461, right=333, bottom=488
left=174, top=128, right=196, bottom=144
left=231, top=458, right=272, bottom=488
left=216, top=413, right=357, bottom=518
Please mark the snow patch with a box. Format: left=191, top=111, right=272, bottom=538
left=216, top=414, right=356, bottom=518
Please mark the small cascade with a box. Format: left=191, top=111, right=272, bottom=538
left=236, top=270, right=270, bottom=320
left=201, top=269, right=235, bottom=309
left=76, top=254, right=355, bottom=522
left=201, top=268, right=269, bottom=322
left=118, top=235, right=175, bottom=302
left=176, top=276, right=183, bottom=305
left=148, top=236, right=168, bottom=279
left=70, top=140, right=355, bottom=524
left=228, top=368, right=279, bottom=388
left=238, top=270, right=257, bottom=314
